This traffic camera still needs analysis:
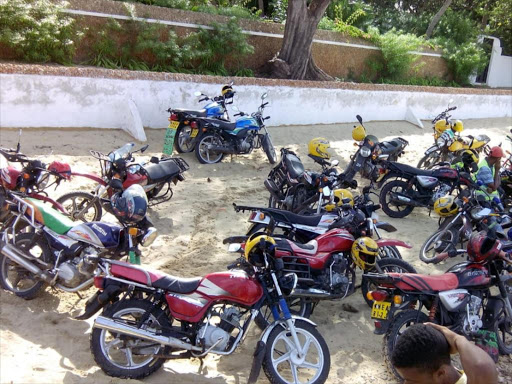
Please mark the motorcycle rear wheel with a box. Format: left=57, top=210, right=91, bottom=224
left=90, top=299, right=171, bottom=379
left=195, top=133, right=224, bottom=164
left=495, top=295, right=512, bottom=354
left=0, top=233, right=51, bottom=299
left=174, top=125, right=197, bottom=153
left=57, top=191, right=103, bottom=222
left=262, top=133, right=277, bottom=165
left=379, top=179, right=415, bottom=218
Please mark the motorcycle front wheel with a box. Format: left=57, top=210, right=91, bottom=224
left=262, top=319, right=330, bottom=384
left=494, top=292, right=512, bottom=354
left=379, top=179, right=415, bottom=218
left=262, top=133, right=277, bottom=165
left=419, top=227, right=459, bottom=263
left=174, top=125, right=197, bottom=153
left=90, top=299, right=171, bottom=379
left=417, top=151, right=441, bottom=169
left=195, top=133, right=224, bottom=164
left=57, top=191, right=103, bottom=222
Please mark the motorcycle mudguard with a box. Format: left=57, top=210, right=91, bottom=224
left=375, top=222, right=397, bottom=232
left=424, top=145, right=439, bottom=156
left=260, top=316, right=317, bottom=344
left=222, top=235, right=248, bottom=244
left=247, top=340, right=266, bottom=384
left=70, top=172, right=106, bottom=185
left=74, top=281, right=123, bottom=320
left=376, top=239, right=412, bottom=249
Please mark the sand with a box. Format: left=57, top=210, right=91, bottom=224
left=0, top=117, right=511, bottom=384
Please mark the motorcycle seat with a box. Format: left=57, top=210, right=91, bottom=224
left=173, top=108, right=207, bottom=118
left=389, top=162, right=435, bottom=177
left=284, top=154, right=305, bottom=179
left=379, top=140, right=403, bottom=154
left=144, top=160, right=182, bottom=183
left=152, top=275, right=202, bottom=293
left=204, top=119, right=237, bottom=131
left=286, top=239, right=318, bottom=255
left=263, top=208, right=324, bottom=227
left=388, top=272, right=458, bottom=291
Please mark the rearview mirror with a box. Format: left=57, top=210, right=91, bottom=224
left=140, top=144, right=149, bottom=153
left=229, top=80, right=234, bottom=86
left=261, top=92, right=268, bottom=100
left=331, top=159, right=339, bottom=167
left=194, top=91, right=202, bottom=97
left=356, top=115, right=363, bottom=125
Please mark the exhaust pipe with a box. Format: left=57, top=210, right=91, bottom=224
left=292, top=288, right=331, bottom=298
left=208, top=145, right=236, bottom=154
left=0, top=242, right=54, bottom=284
left=389, top=193, right=426, bottom=207
left=93, top=316, right=202, bottom=352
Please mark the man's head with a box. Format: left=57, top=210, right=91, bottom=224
left=487, top=146, right=504, bottom=166
left=392, top=324, right=455, bottom=384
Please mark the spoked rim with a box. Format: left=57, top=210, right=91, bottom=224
left=270, top=326, right=324, bottom=384
left=99, top=308, right=163, bottom=370
left=198, top=136, right=223, bottom=164
left=422, top=230, right=456, bottom=261
left=60, top=195, right=98, bottom=222
left=1, top=239, right=43, bottom=293
left=385, top=185, right=412, bottom=215
left=177, top=127, right=196, bottom=152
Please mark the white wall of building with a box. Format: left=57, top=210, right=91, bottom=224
left=471, top=36, right=512, bottom=88
left=1, top=73, right=511, bottom=141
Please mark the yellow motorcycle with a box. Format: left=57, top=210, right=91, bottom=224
left=417, top=106, right=490, bottom=169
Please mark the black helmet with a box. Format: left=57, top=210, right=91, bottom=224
left=111, top=184, right=148, bottom=223
left=221, top=85, right=235, bottom=100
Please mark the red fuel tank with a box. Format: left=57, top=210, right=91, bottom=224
left=315, top=228, right=355, bottom=253
left=449, top=262, right=491, bottom=288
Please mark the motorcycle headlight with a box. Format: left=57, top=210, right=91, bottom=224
left=36, top=172, right=50, bottom=190
left=360, top=147, right=372, bottom=158
left=105, top=161, right=112, bottom=174
left=141, top=227, right=158, bottom=247
left=471, top=207, right=491, bottom=220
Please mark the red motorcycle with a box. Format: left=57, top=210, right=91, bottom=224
left=363, top=231, right=512, bottom=378
left=57, top=143, right=189, bottom=222
left=227, top=219, right=415, bottom=326
left=77, top=234, right=331, bottom=383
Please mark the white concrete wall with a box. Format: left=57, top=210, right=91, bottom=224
left=487, top=38, right=512, bottom=88
left=1, top=73, right=511, bottom=141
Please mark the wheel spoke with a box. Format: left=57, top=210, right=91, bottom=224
left=301, top=336, right=312, bottom=356
left=273, top=351, right=292, bottom=366
left=104, top=338, right=122, bottom=354
left=124, top=347, right=135, bottom=367
left=290, top=361, right=300, bottom=384
left=300, top=360, right=321, bottom=370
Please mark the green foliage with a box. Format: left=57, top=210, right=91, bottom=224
left=432, top=9, right=479, bottom=45
left=318, top=16, right=336, bottom=31
left=441, top=40, right=488, bottom=85
left=333, top=5, right=374, bottom=39
left=0, top=0, right=80, bottom=64
left=488, top=0, right=512, bottom=55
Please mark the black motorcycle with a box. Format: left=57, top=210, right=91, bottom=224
left=194, top=93, right=276, bottom=165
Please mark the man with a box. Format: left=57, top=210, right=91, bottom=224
left=392, top=323, right=498, bottom=384
left=475, top=146, right=504, bottom=203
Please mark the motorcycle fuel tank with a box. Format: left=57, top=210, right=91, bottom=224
left=449, top=262, right=491, bottom=288
left=67, top=222, right=122, bottom=248
left=316, top=228, right=355, bottom=253
left=204, top=101, right=224, bottom=117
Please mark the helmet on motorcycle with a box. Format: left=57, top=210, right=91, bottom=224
left=452, top=120, right=464, bottom=133
left=325, top=189, right=353, bottom=211
left=433, top=196, right=460, bottom=217
left=308, top=138, right=331, bottom=160
left=352, top=125, right=366, bottom=141
left=351, top=237, right=379, bottom=270
left=48, top=161, right=71, bottom=180
left=221, top=85, right=235, bottom=99
left=244, top=233, right=276, bottom=267
left=434, top=119, right=450, bottom=135
left=111, top=184, right=148, bottom=223
left=461, top=149, right=478, bottom=166
left=467, top=231, right=502, bottom=263
left=1, top=166, right=20, bottom=190
left=365, top=135, right=379, bottom=148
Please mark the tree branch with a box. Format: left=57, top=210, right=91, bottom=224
left=308, top=0, right=332, bottom=19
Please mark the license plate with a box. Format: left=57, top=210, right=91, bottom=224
left=371, top=301, right=391, bottom=320
left=169, top=121, right=180, bottom=129
left=190, top=128, right=199, bottom=138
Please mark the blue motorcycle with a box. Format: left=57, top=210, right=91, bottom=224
left=194, top=93, right=277, bottom=165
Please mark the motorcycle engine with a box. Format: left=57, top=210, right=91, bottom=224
left=329, top=253, right=350, bottom=293
left=58, top=247, right=98, bottom=287
left=463, top=295, right=483, bottom=334
left=197, top=307, right=240, bottom=351
left=237, top=136, right=253, bottom=153
left=432, top=183, right=452, bottom=203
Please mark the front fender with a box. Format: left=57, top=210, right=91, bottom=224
left=260, top=316, right=317, bottom=344
left=377, top=239, right=412, bottom=249
left=71, top=172, right=105, bottom=185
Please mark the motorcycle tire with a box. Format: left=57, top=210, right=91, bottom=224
left=361, top=258, right=416, bottom=307
left=255, top=298, right=313, bottom=331
left=383, top=309, right=429, bottom=380
left=379, top=179, right=415, bottom=218
left=262, top=133, right=277, bottom=165
left=195, top=133, right=224, bottom=164
left=57, top=191, right=103, bottom=222
left=262, top=319, right=330, bottom=384
left=417, top=152, right=441, bottom=169
left=378, top=245, right=402, bottom=259
left=0, top=233, right=51, bottom=300
left=494, top=293, right=512, bottom=354
left=174, top=125, right=197, bottom=153
left=90, top=299, right=171, bottom=379
left=419, top=228, right=459, bottom=264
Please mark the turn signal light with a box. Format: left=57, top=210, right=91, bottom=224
left=393, top=295, right=403, bottom=305
left=128, top=227, right=139, bottom=236
left=367, top=290, right=388, bottom=302
left=191, top=121, right=198, bottom=129
left=94, top=276, right=105, bottom=289
left=169, top=113, right=178, bottom=121
left=23, top=173, right=30, bottom=179
left=259, top=213, right=265, bottom=220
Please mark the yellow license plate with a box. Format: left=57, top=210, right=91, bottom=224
left=169, top=121, right=180, bottom=129
left=371, top=301, right=391, bottom=320
left=190, top=128, right=199, bottom=138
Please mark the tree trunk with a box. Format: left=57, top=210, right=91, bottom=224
left=269, top=0, right=333, bottom=81
left=425, top=0, right=453, bottom=39
left=258, top=0, right=264, bottom=13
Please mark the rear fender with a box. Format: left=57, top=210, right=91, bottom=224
left=74, top=280, right=123, bottom=320
left=374, top=222, right=397, bottom=232
left=377, top=239, right=412, bottom=249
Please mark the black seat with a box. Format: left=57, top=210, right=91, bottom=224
left=152, top=275, right=202, bottom=293
left=379, top=140, right=402, bottom=154
left=173, top=108, right=207, bottom=118
left=262, top=208, right=324, bottom=227
left=144, top=160, right=182, bottom=183
left=284, top=154, right=305, bottom=179
left=389, top=162, right=435, bottom=176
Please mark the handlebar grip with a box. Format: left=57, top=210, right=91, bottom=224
left=199, top=97, right=207, bottom=102
left=262, top=102, right=269, bottom=107
left=264, top=116, right=271, bottom=120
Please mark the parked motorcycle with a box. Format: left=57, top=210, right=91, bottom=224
left=78, top=230, right=331, bottom=383
left=500, top=130, right=512, bottom=208
left=57, top=143, right=189, bottom=222
left=378, top=162, right=473, bottom=218
left=194, top=92, right=277, bottom=164
left=168, top=83, right=235, bottom=153
left=0, top=185, right=158, bottom=300
left=363, top=231, right=512, bottom=378
left=417, top=105, right=490, bottom=169
left=343, top=115, right=408, bottom=184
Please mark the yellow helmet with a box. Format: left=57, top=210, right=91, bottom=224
left=351, top=237, right=379, bottom=270
left=433, top=195, right=460, bottom=217
left=352, top=125, right=366, bottom=141
left=308, top=137, right=331, bottom=160
left=434, top=119, right=450, bottom=135
left=452, top=120, right=464, bottom=133
left=244, top=233, right=276, bottom=267
left=325, top=189, right=354, bottom=211
left=221, top=85, right=234, bottom=99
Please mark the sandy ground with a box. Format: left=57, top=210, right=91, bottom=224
left=0, top=117, right=511, bottom=384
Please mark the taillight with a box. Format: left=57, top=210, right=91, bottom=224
left=190, top=121, right=198, bottom=129
left=94, top=276, right=105, bottom=289
left=249, top=211, right=257, bottom=221
left=374, top=321, right=382, bottom=329
left=367, top=290, right=388, bottom=302
left=169, top=113, right=178, bottom=121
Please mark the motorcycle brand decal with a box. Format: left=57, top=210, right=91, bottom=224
left=43, top=227, right=79, bottom=248
left=446, top=292, right=466, bottom=302
left=92, top=224, right=107, bottom=237
left=73, top=230, right=92, bottom=241
left=168, top=293, right=207, bottom=307
left=197, top=279, right=230, bottom=297
left=67, top=222, right=120, bottom=248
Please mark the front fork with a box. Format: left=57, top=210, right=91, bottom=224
left=128, top=235, right=141, bottom=265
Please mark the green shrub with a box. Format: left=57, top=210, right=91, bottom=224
left=432, top=9, right=479, bottom=45
left=0, top=0, right=79, bottom=64
left=441, top=40, right=488, bottom=85
left=318, top=17, right=336, bottom=31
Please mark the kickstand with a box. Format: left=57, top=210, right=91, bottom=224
left=75, top=291, right=83, bottom=300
